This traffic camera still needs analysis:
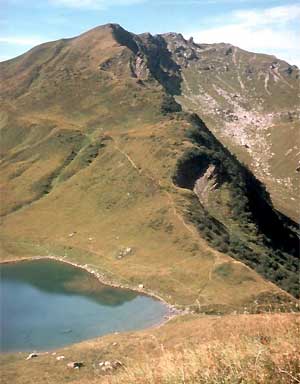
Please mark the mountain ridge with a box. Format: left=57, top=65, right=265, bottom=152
left=0, top=23, right=299, bottom=307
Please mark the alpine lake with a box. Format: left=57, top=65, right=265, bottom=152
left=0, top=259, right=169, bottom=352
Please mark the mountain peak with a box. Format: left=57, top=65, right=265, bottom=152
left=161, top=32, right=186, bottom=41
left=0, top=24, right=299, bottom=303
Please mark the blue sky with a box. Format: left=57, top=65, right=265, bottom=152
left=1, top=0, right=300, bottom=66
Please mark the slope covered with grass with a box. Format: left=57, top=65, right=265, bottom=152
left=0, top=23, right=298, bottom=311
left=1, top=313, right=299, bottom=384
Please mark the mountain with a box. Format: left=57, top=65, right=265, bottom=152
left=0, top=24, right=299, bottom=310
left=162, top=33, right=300, bottom=221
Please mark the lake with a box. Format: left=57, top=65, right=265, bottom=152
left=0, top=259, right=168, bottom=352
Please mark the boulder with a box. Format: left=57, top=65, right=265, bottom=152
left=99, top=360, right=123, bottom=371
left=26, top=353, right=38, bottom=360
left=101, top=365, right=113, bottom=372
left=112, top=360, right=123, bottom=369
left=67, top=362, right=84, bottom=369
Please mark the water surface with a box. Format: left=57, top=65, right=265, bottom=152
left=0, top=259, right=168, bottom=352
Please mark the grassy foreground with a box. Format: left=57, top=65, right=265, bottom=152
left=1, top=313, right=299, bottom=384
left=0, top=25, right=299, bottom=384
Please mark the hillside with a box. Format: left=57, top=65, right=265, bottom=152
left=1, top=21, right=300, bottom=384
left=0, top=23, right=299, bottom=312
left=161, top=33, right=300, bottom=221
left=1, top=313, right=299, bottom=384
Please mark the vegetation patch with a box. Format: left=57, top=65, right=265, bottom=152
left=172, top=113, right=300, bottom=297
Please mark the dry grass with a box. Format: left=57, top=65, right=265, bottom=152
left=100, top=313, right=300, bottom=384
left=0, top=24, right=296, bottom=309
left=1, top=313, right=299, bottom=384
left=103, top=345, right=299, bottom=384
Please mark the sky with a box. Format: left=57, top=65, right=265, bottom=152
left=1, top=0, right=300, bottom=66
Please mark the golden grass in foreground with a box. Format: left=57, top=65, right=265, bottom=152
left=102, top=313, right=300, bottom=384
left=1, top=313, right=299, bottom=384
left=103, top=341, right=299, bottom=384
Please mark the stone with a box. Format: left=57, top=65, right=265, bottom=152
left=26, top=353, right=38, bottom=360
left=101, top=365, right=113, bottom=372
left=112, top=360, right=123, bottom=368
left=56, top=355, right=65, bottom=361
left=99, top=360, right=123, bottom=372
left=118, top=247, right=133, bottom=259
left=138, top=284, right=144, bottom=289
left=67, top=362, right=84, bottom=369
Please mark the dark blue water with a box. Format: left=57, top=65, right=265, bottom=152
left=0, top=259, right=168, bottom=352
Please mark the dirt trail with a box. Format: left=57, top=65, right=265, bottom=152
left=264, top=72, right=271, bottom=95
left=232, top=47, right=245, bottom=90
left=112, top=138, right=275, bottom=303
left=113, top=143, right=141, bottom=174
left=111, top=138, right=223, bottom=302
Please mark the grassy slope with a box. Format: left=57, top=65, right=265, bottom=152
left=1, top=313, right=299, bottom=384
left=0, top=24, right=299, bottom=384
left=1, top=24, right=289, bottom=310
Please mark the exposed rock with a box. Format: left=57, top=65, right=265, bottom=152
left=56, top=355, right=65, bottom=361
left=188, top=37, right=194, bottom=44
left=67, top=362, right=84, bottom=369
left=193, top=164, right=217, bottom=206
left=117, top=246, right=133, bottom=259
left=131, top=54, right=150, bottom=80
left=26, top=353, right=38, bottom=360
left=138, top=284, right=144, bottom=289
left=101, top=365, right=113, bottom=372
left=225, top=47, right=233, bottom=56
left=99, top=360, right=123, bottom=372
left=112, top=360, right=123, bottom=368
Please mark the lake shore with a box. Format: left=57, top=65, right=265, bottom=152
left=0, top=255, right=183, bottom=329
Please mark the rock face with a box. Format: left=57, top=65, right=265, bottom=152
left=193, top=164, right=217, bottom=206
left=159, top=34, right=300, bottom=221
left=103, top=27, right=300, bottom=220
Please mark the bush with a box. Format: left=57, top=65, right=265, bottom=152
left=161, top=94, right=182, bottom=114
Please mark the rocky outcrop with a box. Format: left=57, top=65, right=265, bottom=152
left=98, top=360, right=123, bottom=373
left=193, top=164, right=217, bottom=206
left=26, top=353, right=38, bottom=360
